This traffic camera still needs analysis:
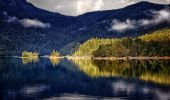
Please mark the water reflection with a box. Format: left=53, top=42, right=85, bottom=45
left=21, top=57, right=60, bottom=66
left=72, top=59, right=170, bottom=85
left=20, top=84, right=50, bottom=96
left=21, top=57, right=39, bottom=64
left=48, top=57, right=60, bottom=66
left=0, top=57, right=170, bottom=100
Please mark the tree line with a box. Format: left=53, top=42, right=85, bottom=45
left=74, top=28, right=170, bottom=57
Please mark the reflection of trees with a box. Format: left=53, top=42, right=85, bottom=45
left=72, top=59, right=170, bottom=85
left=49, top=58, right=60, bottom=66
left=72, top=59, right=100, bottom=77
left=72, top=59, right=131, bottom=77
left=21, top=57, right=60, bottom=66
left=22, top=57, right=39, bottom=64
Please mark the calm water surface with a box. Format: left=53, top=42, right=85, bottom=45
left=0, top=57, right=170, bottom=100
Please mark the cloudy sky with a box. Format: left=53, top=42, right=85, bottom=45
left=27, top=0, right=170, bottom=16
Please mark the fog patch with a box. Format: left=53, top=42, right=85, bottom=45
left=19, top=19, right=51, bottom=28
left=111, top=8, right=170, bottom=32
left=2, top=11, right=18, bottom=23
left=111, top=19, right=136, bottom=32
left=2, top=11, right=51, bottom=28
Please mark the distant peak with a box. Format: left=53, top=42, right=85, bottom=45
left=137, top=1, right=154, bottom=4
left=122, top=1, right=166, bottom=10
left=134, top=1, right=163, bottom=6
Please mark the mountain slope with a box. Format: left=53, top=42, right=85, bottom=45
left=0, top=0, right=170, bottom=56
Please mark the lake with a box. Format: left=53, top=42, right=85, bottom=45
left=0, top=57, right=170, bottom=100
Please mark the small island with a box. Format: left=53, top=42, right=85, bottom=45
left=20, top=51, right=39, bottom=64
left=21, top=51, right=39, bottom=58
left=48, top=50, right=62, bottom=59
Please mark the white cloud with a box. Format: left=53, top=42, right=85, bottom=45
left=19, top=19, right=51, bottom=28
left=152, top=9, right=170, bottom=23
left=54, top=5, right=64, bottom=10
left=3, top=11, right=51, bottom=28
left=94, top=0, right=104, bottom=10
left=76, top=0, right=104, bottom=15
left=111, top=19, right=136, bottom=32
left=111, top=9, right=170, bottom=32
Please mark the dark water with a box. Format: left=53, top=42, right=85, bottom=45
left=0, top=57, right=170, bottom=100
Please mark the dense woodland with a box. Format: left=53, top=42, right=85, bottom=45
left=74, top=28, right=170, bottom=57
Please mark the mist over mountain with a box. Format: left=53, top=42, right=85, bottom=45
left=0, top=0, right=170, bottom=56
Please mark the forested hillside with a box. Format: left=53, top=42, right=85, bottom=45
left=74, top=28, right=170, bottom=57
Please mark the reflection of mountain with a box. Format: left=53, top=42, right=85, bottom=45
left=72, top=59, right=170, bottom=85
left=0, top=58, right=170, bottom=99
left=0, top=0, right=170, bottom=55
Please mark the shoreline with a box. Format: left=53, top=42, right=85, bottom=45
left=66, top=56, right=170, bottom=60
left=1, top=56, right=170, bottom=60
left=40, top=56, right=64, bottom=59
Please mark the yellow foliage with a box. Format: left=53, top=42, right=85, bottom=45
left=22, top=51, right=39, bottom=58
left=50, top=50, right=60, bottom=57
left=139, top=28, right=170, bottom=42
left=73, top=38, right=120, bottom=56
